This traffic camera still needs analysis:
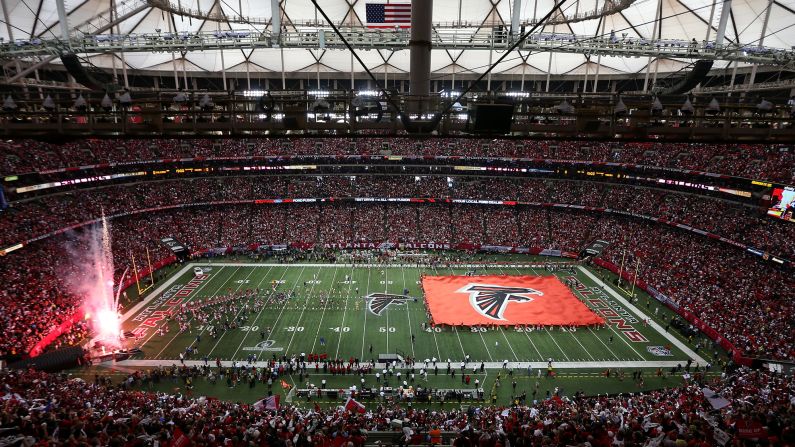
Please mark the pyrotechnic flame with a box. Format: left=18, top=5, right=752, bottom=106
left=82, top=211, right=126, bottom=349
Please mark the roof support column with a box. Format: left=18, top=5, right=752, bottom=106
left=487, top=44, right=493, bottom=91
left=167, top=16, right=180, bottom=89
left=592, top=17, right=606, bottom=93
left=409, top=0, right=433, bottom=114
left=272, top=0, right=281, bottom=44
left=511, top=0, right=522, bottom=37
left=280, top=47, right=286, bottom=88
left=218, top=22, right=227, bottom=90
left=111, top=0, right=129, bottom=89
left=747, top=0, right=773, bottom=90
left=643, top=0, right=662, bottom=92
left=55, top=0, right=70, bottom=41
left=545, top=51, right=553, bottom=92
left=0, top=0, right=27, bottom=92
left=715, top=0, right=732, bottom=47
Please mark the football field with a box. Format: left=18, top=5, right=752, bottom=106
left=118, top=259, right=704, bottom=369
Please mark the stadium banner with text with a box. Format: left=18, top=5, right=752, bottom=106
left=422, top=275, right=605, bottom=326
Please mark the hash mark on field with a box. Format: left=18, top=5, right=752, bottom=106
left=202, top=267, right=266, bottom=357
left=148, top=266, right=236, bottom=356
left=261, top=265, right=311, bottom=354
left=400, top=265, right=416, bottom=359
left=230, top=265, right=283, bottom=359
left=384, top=267, right=390, bottom=353
left=135, top=266, right=227, bottom=350
left=158, top=266, right=251, bottom=359
left=285, top=265, right=335, bottom=353
left=335, top=264, right=356, bottom=360
left=558, top=269, right=643, bottom=362
left=499, top=328, right=519, bottom=361
left=311, top=265, right=349, bottom=354
left=359, top=266, right=372, bottom=360
left=542, top=328, right=572, bottom=361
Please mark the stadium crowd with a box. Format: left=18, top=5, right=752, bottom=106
left=2, top=176, right=793, bottom=259
left=1, top=138, right=793, bottom=183
left=0, top=363, right=791, bottom=446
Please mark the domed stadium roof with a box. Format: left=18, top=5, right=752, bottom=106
left=1, top=0, right=793, bottom=77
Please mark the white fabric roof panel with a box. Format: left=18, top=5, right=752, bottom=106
left=1, top=0, right=791, bottom=77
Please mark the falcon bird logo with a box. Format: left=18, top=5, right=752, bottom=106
left=366, top=293, right=408, bottom=316
left=456, top=284, right=543, bottom=321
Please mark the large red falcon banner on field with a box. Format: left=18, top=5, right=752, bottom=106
left=422, top=275, right=605, bottom=326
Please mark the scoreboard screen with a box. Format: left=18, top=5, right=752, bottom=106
left=768, top=187, right=795, bottom=221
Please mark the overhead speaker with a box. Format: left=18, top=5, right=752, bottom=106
left=61, top=53, right=107, bottom=91
left=659, top=60, right=714, bottom=95
left=471, top=104, right=514, bottom=134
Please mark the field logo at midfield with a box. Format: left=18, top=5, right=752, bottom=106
left=365, top=293, right=408, bottom=315
left=457, top=284, right=543, bottom=321
left=242, top=340, right=284, bottom=352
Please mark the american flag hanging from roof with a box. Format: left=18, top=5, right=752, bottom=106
left=365, top=2, right=412, bottom=28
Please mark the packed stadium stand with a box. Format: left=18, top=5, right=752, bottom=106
left=2, top=0, right=795, bottom=442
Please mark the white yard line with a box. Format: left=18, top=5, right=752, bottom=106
left=359, top=266, right=371, bottom=360
left=230, top=265, right=284, bottom=359
left=520, top=329, right=546, bottom=360
left=499, top=328, right=519, bottom=361
left=334, top=263, right=358, bottom=360
left=311, top=265, right=351, bottom=354
left=285, top=266, right=338, bottom=353
left=542, top=328, right=573, bottom=361
left=578, top=266, right=706, bottom=365
left=452, top=326, right=469, bottom=360
left=143, top=266, right=236, bottom=353
left=400, top=265, right=416, bottom=359
left=384, top=266, right=390, bottom=353
left=188, top=267, right=262, bottom=359
left=255, top=265, right=311, bottom=355
left=558, top=327, right=595, bottom=361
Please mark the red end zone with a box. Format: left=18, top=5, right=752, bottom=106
left=422, top=275, right=605, bottom=326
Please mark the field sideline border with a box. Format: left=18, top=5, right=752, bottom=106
left=110, top=359, right=698, bottom=369
left=183, top=262, right=569, bottom=268
left=115, top=261, right=707, bottom=370
left=578, top=266, right=706, bottom=365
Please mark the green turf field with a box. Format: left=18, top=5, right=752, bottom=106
left=117, top=258, right=706, bottom=368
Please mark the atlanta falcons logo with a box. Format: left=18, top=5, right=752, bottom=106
left=365, top=293, right=408, bottom=316
left=456, top=284, right=543, bottom=321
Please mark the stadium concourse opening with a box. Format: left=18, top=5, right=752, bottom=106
left=422, top=275, right=605, bottom=326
